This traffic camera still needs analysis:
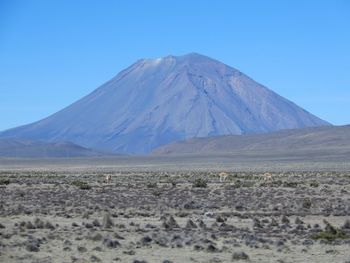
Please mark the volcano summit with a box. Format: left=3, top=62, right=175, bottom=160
left=0, top=53, right=330, bottom=154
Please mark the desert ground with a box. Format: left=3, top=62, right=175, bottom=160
left=1, top=157, right=350, bottom=263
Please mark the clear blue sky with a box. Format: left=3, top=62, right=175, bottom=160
left=1, top=0, right=349, bottom=131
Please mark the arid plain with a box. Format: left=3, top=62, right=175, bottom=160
left=1, top=157, right=350, bottom=263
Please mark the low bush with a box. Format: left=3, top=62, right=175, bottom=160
left=311, top=220, right=349, bottom=242
left=232, top=180, right=255, bottom=188
left=310, top=181, right=319, bottom=188
left=302, top=198, right=312, bottom=209
left=260, top=180, right=283, bottom=187
left=283, top=181, right=299, bottom=188
left=146, top=182, right=157, bottom=188
left=71, top=180, right=91, bottom=190
left=170, top=180, right=177, bottom=187
left=192, top=178, right=207, bottom=188
left=0, top=178, right=10, bottom=185
left=152, top=189, right=162, bottom=197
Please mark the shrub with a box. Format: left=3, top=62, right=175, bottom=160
left=0, top=178, right=10, bottom=185
left=233, top=180, right=242, bottom=188
left=260, top=180, right=283, bottom=187
left=241, top=181, right=255, bottom=188
left=230, top=173, right=239, bottom=178
left=71, top=180, right=91, bottom=190
left=283, top=181, right=299, bottom=188
left=170, top=180, right=177, bottom=187
left=232, top=180, right=254, bottom=188
left=311, top=220, right=349, bottom=242
left=281, top=215, right=290, bottom=224
left=152, top=189, right=162, bottom=197
left=192, top=178, right=207, bottom=188
left=342, top=219, right=350, bottom=230
left=146, top=182, right=157, bottom=188
left=232, top=251, right=249, bottom=260
left=311, top=230, right=348, bottom=242
left=310, top=181, right=319, bottom=188
left=302, top=198, right=312, bottom=209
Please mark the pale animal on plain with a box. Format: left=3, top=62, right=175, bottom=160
left=218, top=172, right=229, bottom=182
left=105, top=174, right=112, bottom=184
left=262, top=172, right=273, bottom=180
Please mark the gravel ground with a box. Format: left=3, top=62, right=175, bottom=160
left=1, top=168, right=350, bottom=262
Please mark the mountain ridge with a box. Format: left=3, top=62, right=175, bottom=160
left=0, top=53, right=330, bottom=154
left=0, top=138, right=109, bottom=158
left=152, top=125, right=350, bottom=157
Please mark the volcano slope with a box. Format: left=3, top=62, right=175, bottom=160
left=0, top=53, right=329, bottom=154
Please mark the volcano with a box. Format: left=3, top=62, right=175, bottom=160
left=0, top=53, right=330, bottom=153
